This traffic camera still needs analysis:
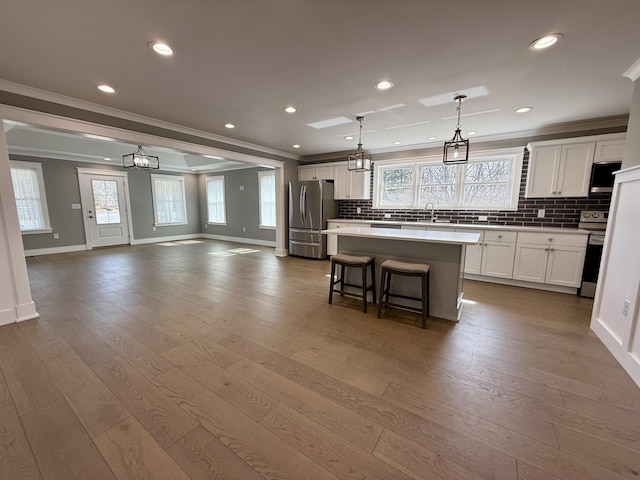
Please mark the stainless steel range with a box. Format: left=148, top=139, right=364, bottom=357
left=578, top=210, right=608, bottom=298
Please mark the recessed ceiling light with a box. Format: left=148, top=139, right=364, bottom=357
left=191, top=168, right=197, bottom=171
left=97, top=84, right=115, bottom=94
left=204, top=154, right=223, bottom=160
left=224, top=123, right=235, bottom=129
left=103, top=157, right=111, bottom=161
left=344, top=135, right=354, bottom=140
left=375, top=80, right=394, bottom=90
left=515, top=107, right=533, bottom=113
left=292, top=144, right=301, bottom=149
left=284, top=106, right=297, bottom=113
left=467, top=131, right=478, bottom=136
left=529, top=33, right=563, bottom=51
left=393, top=141, right=402, bottom=145
left=150, top=41, right=173, bottom=56
left=427, top=136, right=437, bottom=141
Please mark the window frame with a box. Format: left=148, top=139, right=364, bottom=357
left=10, top=160, right=52, bottom=234
left=150, top=174, right=188, bottom=226
left=372, top=148, right=523, bottom=211
left=205, top=175, right=227, bottom=225
left=257, top=170, right=276, bottom=229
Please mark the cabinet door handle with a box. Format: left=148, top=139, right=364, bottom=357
left=548, top=238, right=553, bottom=242
left=557, top=191, right=562, bottom=195
left=498, top=235, right=502, bottom=239
left=545, top=248, right=549, bottom=251
left=549, top=248, right=554, bottom=252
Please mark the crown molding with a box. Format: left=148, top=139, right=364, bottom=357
left=0, top=80, right=300, bottom=161
left=624, top=57, right=640, bottom=81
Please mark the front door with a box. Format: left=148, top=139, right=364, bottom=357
left=78, top=171, right=131, bottom=248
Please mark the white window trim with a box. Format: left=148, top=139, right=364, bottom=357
left=372, top=148, right=524, bottom=211
left=150, top=174, right=188, bottom=226
left=258, top=170, right=276, bottom=229
left=10, top=160, right=53, bottom=234
left=206, top=175, right=227, bottom=225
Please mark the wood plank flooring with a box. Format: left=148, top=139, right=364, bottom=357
left=2, top=238, right=640, bottom=480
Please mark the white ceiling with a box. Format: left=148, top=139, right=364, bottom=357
left=1, top=0, right=639, bottom=163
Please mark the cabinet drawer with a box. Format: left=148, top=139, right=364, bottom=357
left=517, top=232, right=587, bottom=247
left=484, top=230, right=517, bottom=243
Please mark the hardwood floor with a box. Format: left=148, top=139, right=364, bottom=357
left=2, top=238, right=640, bottom=480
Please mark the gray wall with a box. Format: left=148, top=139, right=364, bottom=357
left=11, top=155, right=200, bottom=250
left=200, top=167, right=276, bottom=242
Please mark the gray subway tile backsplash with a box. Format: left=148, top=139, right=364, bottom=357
left=337, top=149, right=611, bottom=228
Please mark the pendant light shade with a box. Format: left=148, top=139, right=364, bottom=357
left=123, top=145, right=160, bottom=169
left=443, top=95, right=469, bottom=164
left=347, top=116, right=372, bottom=172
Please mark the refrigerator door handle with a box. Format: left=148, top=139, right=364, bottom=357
left=302, top=185, right=307, bottom=224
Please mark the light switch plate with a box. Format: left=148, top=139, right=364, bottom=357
left=240, top=185, right=244, bottom=190
left=478, top=215, right=488, bottom=221
left=71, top=203, right=81, bottom=209
left=357, top=207, right=362, bottom=214
left=384, top=213, right=391, bottom=218
left=537, top=209, right=545, bottom=218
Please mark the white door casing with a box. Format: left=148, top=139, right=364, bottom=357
left=77, top=168, right=133, bottom=248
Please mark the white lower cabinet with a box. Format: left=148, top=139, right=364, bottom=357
left=513, top=233, right=586, bottom=287
left=455, top=228, right=483, bottom=275
left=326, top=221, right=363, bottom=256
left=479, top=230, right=517, bottom=279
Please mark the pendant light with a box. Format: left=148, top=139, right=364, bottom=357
left=347, top=116, right=372, bottom=171
left=122, top=145, right=160, bottom=169
left=443, top=94, right=469, bottom=164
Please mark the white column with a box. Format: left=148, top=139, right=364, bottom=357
left=0, top=121, right=38, bottom=325
left=274, top=166, right=288, bottom=257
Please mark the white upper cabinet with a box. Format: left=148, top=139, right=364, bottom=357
left=300, top=162, right=370, bottom=199
left=298, top=164, right=334, bottom=181
left=525, top=134, right=625, bottom=198
left=526, top=142, right=594, bottom=198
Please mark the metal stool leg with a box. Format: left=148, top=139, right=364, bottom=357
left=370, top=261, right=377, bottom=305
left=421, top=271, right=428, bottom=329
left=361, top=264, right=368, bottom=313
left=328, top=259, right=336, bottom=304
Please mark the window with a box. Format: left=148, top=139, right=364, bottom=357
left=10, top=161, right=52, bottom=233
left=258, top=170, right=276, bottom=228
left=151, top=174, right=188, bottom=225
left=373, top=149, right=523, bottom=211
left=206, top=175, right=226, bottom=224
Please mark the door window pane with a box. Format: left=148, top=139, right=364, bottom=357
left=92, top=179, right=121, bottom=224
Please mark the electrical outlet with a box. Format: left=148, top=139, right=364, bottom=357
left=478, top=215, right=488, bottom=221
left=623, top=299, right=630, bottom=317
left=152, top=226, right=157, bottom=232
left=242, top=226, right=246, bottom=232
left=384, top=213, right=391, bottom=218
left=240, top=185, right=244, bottom=191
left=204, top=223, right=207, bottom=229
left=357, top=207, right=362, bottom=214
left=53, top=233, right=59, bottom=239
left=538, top=209, right=546, bottom=218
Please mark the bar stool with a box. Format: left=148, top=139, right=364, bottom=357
left=377, top=259, right=430, bottom=328
left=328, top=254, right=376, bottom=313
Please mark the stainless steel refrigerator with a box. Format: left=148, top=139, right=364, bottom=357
left=289, top=180, right=337, bottom=259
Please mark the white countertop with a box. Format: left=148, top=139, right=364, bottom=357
left=328, top=219, right=589, bottom=235
left=322, top=226, right=481, bottom=245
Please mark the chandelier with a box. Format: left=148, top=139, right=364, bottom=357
left=122, top=145, right=159, bottom=169
left=347, top=116, right=372, bottom=171
left=443, top=94, right=469, bottom=164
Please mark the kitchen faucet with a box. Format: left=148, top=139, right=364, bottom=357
left=424, top=202, right=436, bottom=222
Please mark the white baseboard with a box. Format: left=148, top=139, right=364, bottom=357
left=16, top=301, right=39, bottom=322
left=24, top=244, right=88, bottom=257
left=275, top=248, right=289, bottom=257
left=0, top=302, right=39, bottom=326
left=131, top=233, right=203, bottom=245
left=201, top=233, right=276, bottom=248
left=464, top=274, right=578, bottom=295
left=0, top=308, right=15, bottom=326
left=591, top=316, right=640, bottom=388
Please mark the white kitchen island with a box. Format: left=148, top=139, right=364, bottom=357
left=322, top=226, right=481, bottom=321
